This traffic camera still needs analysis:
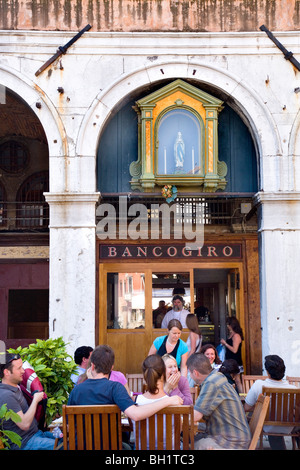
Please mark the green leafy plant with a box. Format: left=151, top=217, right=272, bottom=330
left=9, top=337, right=77, bottom=425
left=0, top=404, right=22, bottom=449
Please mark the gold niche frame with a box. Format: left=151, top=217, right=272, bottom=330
left=130, top=79, right=227, bottom=192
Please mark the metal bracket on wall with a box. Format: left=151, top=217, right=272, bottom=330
left=35, top=24, right=92, bottom=77
left=260, top=24, right=300, bottom=71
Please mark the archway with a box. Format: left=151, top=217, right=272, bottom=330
left=77, top=59, right=282, bottom=181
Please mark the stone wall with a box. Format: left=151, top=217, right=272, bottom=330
left=1, top=0, right=300, bottom=32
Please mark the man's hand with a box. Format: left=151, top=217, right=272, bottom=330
left=32, top=391, right=44, bottom=404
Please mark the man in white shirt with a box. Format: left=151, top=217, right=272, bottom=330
left=70, top=345, right=93, bottom=385
left=161, top=295, right=189, bottom=329
left=244, top=355, right=296, bottom=450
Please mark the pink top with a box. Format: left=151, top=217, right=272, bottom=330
left=109, top=370, right=127, bottom=386
left=169, top=376, right=193, bottom=405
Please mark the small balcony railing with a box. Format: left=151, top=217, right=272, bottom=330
left=96, top=192, right=256, bottom=227
left=0, top=201, right=49, bottom=230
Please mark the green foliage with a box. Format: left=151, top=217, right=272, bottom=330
left=9, top=337, right=77, bottom=425
left=0, top=404, right=22, bottom=449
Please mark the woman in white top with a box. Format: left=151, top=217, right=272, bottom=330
left=186, top=314, right=202, bottom=356
left=135, top=354, right=180, bottom=449
left=136, top=355, right=170, bottom=406
left=185, top=314, right=202, bottom=386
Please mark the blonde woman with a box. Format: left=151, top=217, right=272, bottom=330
left=162, top=354, right=193, bottom=405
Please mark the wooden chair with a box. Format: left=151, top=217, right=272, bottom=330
left=126, top=373, right=145, bottom=394
left=190, top=385, right=199, bottom=404
left=242, top=375, right=268, bottom=394
left=135, top=405, right=194, bottom=450
left=248, top=394, right=270, bottom=450
left=287, top=376, right=300, bottom=388
left=262, top=387, right=300, bottom=450
left=62, top=404, right=122, bottom=450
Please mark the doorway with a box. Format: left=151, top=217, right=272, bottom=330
left=99, top=260, right=245, bottom=374
left=194, top=268, right=240, bottom=347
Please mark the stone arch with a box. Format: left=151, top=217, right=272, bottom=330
left=0, top=65, right=67, bottom=185
left=77, top=59, right=282, bottom=192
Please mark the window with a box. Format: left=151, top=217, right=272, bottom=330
left=152, top=272, right=190, bottom=328
left=0, top=141, right=29, bottom=173
left=107, top=273, right=145, bottom=329
left=16, top=171, right=49, bottom=228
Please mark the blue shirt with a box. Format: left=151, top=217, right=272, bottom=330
left=153, top=336, right=188, bottom=368
left=68, top=377, right=135, bottom=412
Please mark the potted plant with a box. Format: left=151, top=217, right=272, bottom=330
left=0, top=404, right=22, bottom=449
left=9, top=337, right=78, bottom=425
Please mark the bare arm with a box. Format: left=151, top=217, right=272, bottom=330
left=221, top=333, right=241, bottom=354
left=180, top=352, right=188, bottom=377
left=188, top=332, right=198, bottom=357
left=124, top=394, right=183, bottom=421
left=194, top=409, right=204, bottom=423
left=244, top=402, right=254, bottom=412
left=148, top=344, right=157, bottom=356
left=16, top=392, right=44, bottom=431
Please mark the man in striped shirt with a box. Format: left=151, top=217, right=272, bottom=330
left=187, top=353, right=251, bottom=450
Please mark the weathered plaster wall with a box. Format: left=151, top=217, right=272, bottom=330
left=2, top=0, right=300, bottom=32
left=1, top=14, right=300, bottom=371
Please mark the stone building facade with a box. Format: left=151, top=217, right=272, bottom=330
left=1, top=0, right=300, bottom=375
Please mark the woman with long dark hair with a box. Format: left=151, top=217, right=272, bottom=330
left=220, top=317, right=244, bottom=371
left=134, top=354, right=182, bottom=449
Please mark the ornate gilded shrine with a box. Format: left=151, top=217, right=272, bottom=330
left=130, top=79, right=227, bottom=192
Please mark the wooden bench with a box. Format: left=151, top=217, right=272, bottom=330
left=242, top=375, right=268, bottom=394
left=62, top=404, right=123, bottom=450
left=126, top=373, right=145, bottom=394
left=287, top=376, right=300, bottom=388
left=262, top=387, right=300, bottom=450
left=135, top=405, right=194, bottom=450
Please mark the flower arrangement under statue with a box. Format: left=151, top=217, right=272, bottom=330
left=161, top=185, right=178, bottom=203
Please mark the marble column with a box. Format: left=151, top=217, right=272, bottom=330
left=255, top=191, right=300, bottom=375
left=44, top=192, right=100, bottom=356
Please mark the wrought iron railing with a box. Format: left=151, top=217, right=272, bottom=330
left=0, top=193, right=257, bottom=231
left=0, top=201, right=49, bottom=230
left=96, top=193, right=256, bottom=227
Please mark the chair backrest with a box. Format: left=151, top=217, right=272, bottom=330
left=286, top=376, right=300, bottom=388
left=248, top=394, right=270, bottom=450
left=135, top=405, right=194, bottom=450
left=262, top=387, right=300, bottom=427
left=62, top=404, right=122, bottom=450
left=190, top=385, right=199, bottom=404
left=242, top=375, right=268, bottom=393
left=126, top=373, right=145, bottom=394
